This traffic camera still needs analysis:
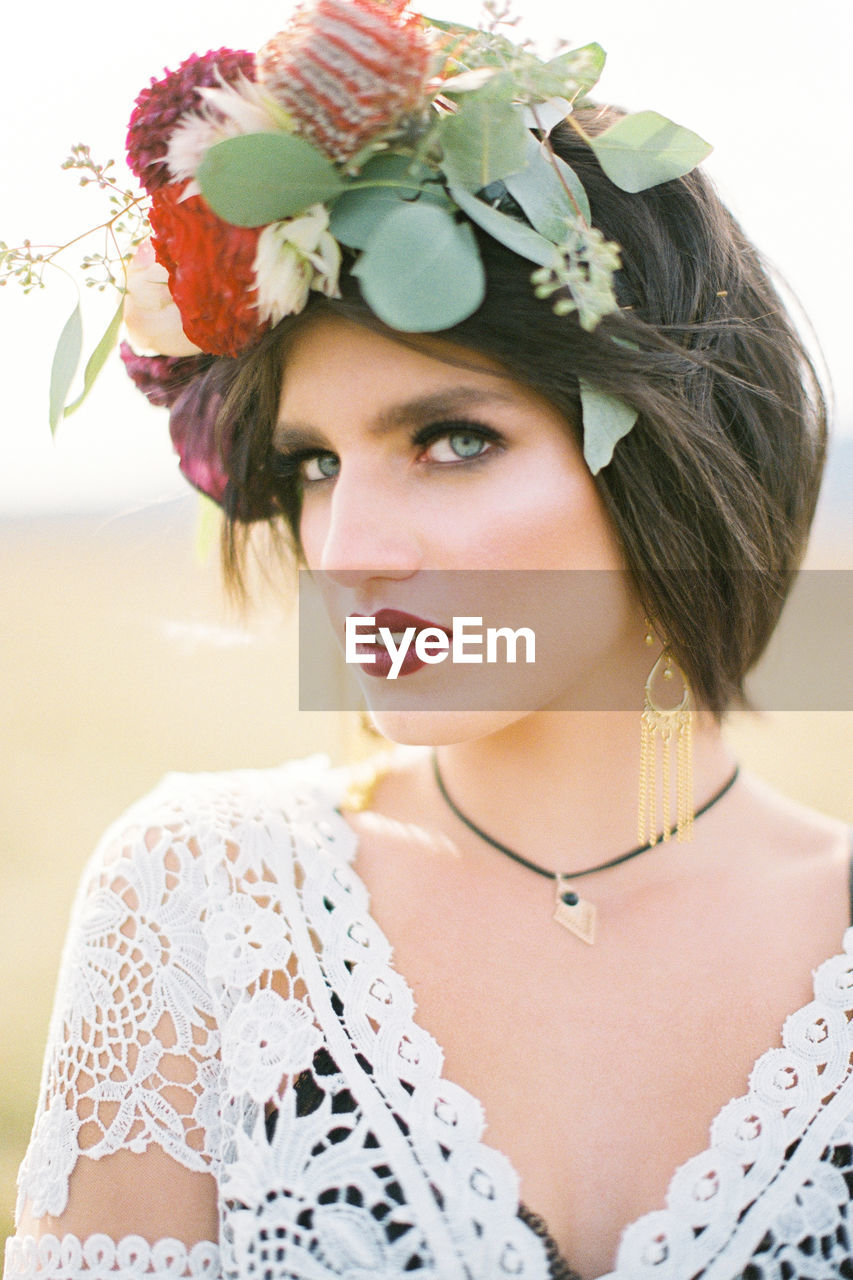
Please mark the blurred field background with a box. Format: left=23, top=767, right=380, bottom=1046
left=1, top=479, right=851, bottom=1248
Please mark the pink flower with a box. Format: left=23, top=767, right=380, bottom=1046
left=123, top=239, right=203, bottom=357
left=257, top=0, right=432, bottom=161
left=126, top=48, right=256, bottom=193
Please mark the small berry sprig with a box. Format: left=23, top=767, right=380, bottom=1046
left=1, top=145, right=148, bottom=295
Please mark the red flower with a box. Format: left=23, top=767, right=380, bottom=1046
left=258, top=0, right=432, bottom=161
left=149, top=184, right=269, bottom=357
left=127, top=48, right=256, bottom=193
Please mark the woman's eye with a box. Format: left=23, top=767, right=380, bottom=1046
left=420, top=426, right=498, bottom=464
left=300, top=452, right=339, bottom=482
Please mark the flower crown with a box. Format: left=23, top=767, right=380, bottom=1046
left=3, top=0, right=711, bottom=506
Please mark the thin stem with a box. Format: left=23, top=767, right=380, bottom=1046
left=529, top=104, right=588, bottom=226
left=6, top=197, right=145, bottom=271
left=106, top=220, right=129, bottom=292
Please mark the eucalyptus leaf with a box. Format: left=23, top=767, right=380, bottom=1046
left=330, top=153, right=446, bottom=249
left=64, top=297, right=124, bottom=417
left=352, top=202, right=485, bottom=331
left=579, top=381, right=638, bottom=474
left=440, top=86, right=530, bottom=191
left=194, top=492, right=222, bottom=565
left=504, top=136, right=591, bottom=239
left=330, top=189, right=402, bottom=250
left=49, top=300, right=83, bottom=433
left=197, top=132, right=345, bottom=227
left=544, top=43, right=606, bottom=102
left=589, top=111, right=712, bottom=193
left=420, top=15, right=479, bottom=36
left=449, top=185, right=560, bottom=268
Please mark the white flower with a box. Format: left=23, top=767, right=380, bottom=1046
left=253, top=206, right=342, bottom=325
left=123, top=239, right=202, bottom=357
left=223, top=991, right=322, bottom=1102
left=197, top=76, right=286, bottom=136
left=166, top=73, right=283, bottom=184
left=166, top=116, right=226, bottom=186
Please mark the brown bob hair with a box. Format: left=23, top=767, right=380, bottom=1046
left=211, top=106, right=828, bottom=718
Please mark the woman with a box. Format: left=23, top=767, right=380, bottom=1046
left=5, top=3, right=851, bottom=1278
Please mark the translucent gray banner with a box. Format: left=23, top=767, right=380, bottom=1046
left=297, top=569, right=853, bottom=712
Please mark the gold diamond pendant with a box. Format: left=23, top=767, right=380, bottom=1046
left=553, top=877, right=596, bottom=944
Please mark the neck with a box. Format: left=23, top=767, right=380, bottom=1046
left=433, top=709, right=733, bottom=875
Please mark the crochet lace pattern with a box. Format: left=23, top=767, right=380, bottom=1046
left=6, top=757, right=853, bottom=1279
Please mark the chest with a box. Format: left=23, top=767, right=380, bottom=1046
left=347, top=828, right=850, bottom=1278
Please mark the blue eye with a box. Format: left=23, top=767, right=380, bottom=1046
left=269, top=448, right=338, bottom=487
left=417, top=421, right=502, bottom=464
left=446, top=431, right=488, bottom=459
left=301, top=452, right=340, bottom=482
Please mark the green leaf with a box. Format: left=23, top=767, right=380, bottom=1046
left=352, top=202, right=485, bottom=331
left=421, top=14, right=479, bottom=35
left=439, top=85, right=530, bottom=191
left=64, top=297, right=124, bottom=417
left=504, top=136, right=591, bottom=239
left=197, top=132, right=345, bottom=227
left=330, top=188, right=401, bottom=250
left=49, top=300, right=83, bottom=433
left=194, top=492, right=222, bottom=565
left=579, top=381, right=638, bottom=474
left=329, top=154, right=447, bottom=249
left=589, top=111, right=712, bottom=193
left=544, top=43, right=606, bottom=102
left=449, top=185, right=560, bottom=268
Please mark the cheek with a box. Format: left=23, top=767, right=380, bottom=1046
left=294, top=496, right=327, bottom=569
left=459, top=457, right=625, bottom=573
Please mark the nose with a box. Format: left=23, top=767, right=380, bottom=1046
left=308, top=462, right=424, bottom=584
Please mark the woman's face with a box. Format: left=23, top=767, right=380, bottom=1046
left=274, top=316, right=647, bottom=741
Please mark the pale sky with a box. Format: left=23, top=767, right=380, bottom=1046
left=1, top=0, right=850, bottom=513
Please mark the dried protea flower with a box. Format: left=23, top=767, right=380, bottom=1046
left=126, top=48, right=256, bottom=192
left=149, top=184, right=269, bottom=357
left=257, top=0, right=432, bottom=162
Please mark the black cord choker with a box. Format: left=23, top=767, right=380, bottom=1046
left=431, top=753, right=740, bottom=945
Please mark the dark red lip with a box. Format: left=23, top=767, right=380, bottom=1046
left=347, top=611, right=452, bottom=678
left=367, top=609, right=452, bottom=636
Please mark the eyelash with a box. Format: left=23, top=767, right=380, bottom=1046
left=270, top=420, right=504, bottom=488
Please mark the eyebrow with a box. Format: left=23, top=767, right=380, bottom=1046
left=273, top=386, right=517, bottom=451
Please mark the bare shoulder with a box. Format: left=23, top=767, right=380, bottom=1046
left=712, top=768, right=851, bottom=960
left=732, top=767, right=850, bottom=862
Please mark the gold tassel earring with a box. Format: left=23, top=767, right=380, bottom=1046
left=638, top=624, right=694, bottom=845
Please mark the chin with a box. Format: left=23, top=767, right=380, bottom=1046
left=363, top=705, right=529, bottom=747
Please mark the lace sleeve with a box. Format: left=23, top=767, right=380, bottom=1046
left=4, top=785, right=223, bottom=1279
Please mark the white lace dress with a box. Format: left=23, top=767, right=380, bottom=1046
left=5, top=757, right=853, bottom=1280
